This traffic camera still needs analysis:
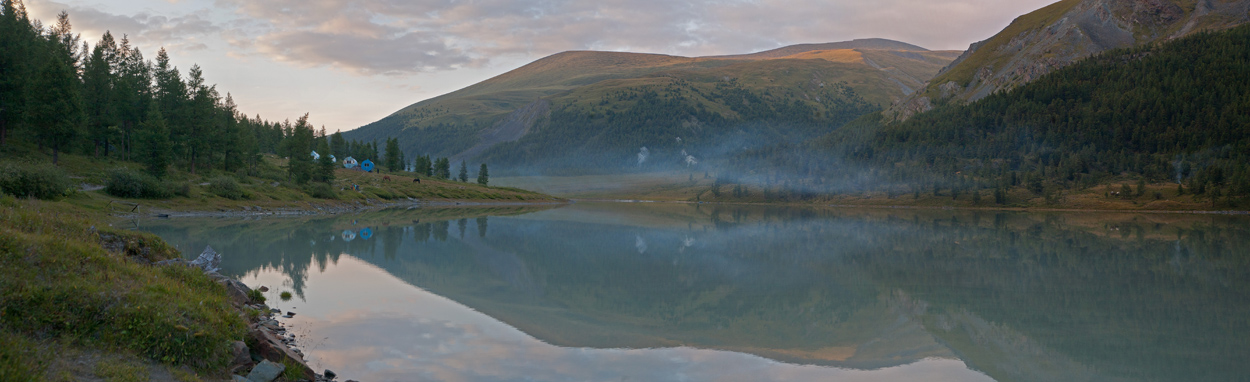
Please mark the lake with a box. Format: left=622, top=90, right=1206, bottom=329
left=134, top=203, right=1250, bottom=382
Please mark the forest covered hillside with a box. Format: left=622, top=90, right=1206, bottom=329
left=342, top=40, right=960, bottom=171
left=712, top=23, right=1250, bottom=209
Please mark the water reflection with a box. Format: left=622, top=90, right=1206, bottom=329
left=137, top=204, right=1250, bottom=382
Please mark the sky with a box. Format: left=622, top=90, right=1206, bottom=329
left=25, top=0, right=1058, bottom=132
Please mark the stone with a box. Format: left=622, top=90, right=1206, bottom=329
left=258, top=286, right=269, bottom=292
left=188, top=245, right=221, bottom=273
left=230, top=341, right=253, bottom=369
left=248, top=326, right=315, bottom=380
left=323, top=369, right=337, bottom=380
left=231, top=375, right=250, bottom=382
left=221, top=279, right=253, bottom=307
left=246, top=359, right=285, bottom=382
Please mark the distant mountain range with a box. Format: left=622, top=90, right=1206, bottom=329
left=343, top=39, right=960, bottom=170
left=344, top=0, right=1250, bottom=181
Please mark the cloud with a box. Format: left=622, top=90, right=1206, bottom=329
left=27, top=1, right=220, bottom=52
left=33, top=0, right=1058, bottom=76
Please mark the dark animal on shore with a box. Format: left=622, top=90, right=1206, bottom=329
left=383, top=176, right=391, bottom=181
left=413, top=178, right=420, bottom=183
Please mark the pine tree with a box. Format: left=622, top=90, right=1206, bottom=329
left=384, top=137, right=401, bottom=172
left=0, top=0, right=37, bottom=147
left=314, top=138, right=334, bottom=183
left=287, top=114, right=315, bottom=184
left=477, top=163, right=488, bottom=186
left=82, top=31, right=119, bottom=157
left=135, top=104, right=170, bottom=178
left=31, top=51, right=83, bottom=164
left=458, top=161, right=468, bottom=182
left=434, top=157, right=451, bottom=179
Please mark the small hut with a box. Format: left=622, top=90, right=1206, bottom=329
left=343, top=157, right=359, bottom=169
left=360, top=159, right=375, bottom=172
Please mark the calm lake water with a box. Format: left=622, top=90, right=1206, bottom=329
left=135, top=203, right=1250, bottom=382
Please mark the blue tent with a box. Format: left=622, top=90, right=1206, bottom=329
left=359, top=227, right=373, bottom=240
left=360, top=159, right=375, bottom=172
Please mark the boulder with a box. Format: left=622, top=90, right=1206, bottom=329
left=229, top=341, right=254, bottom=373
left=246, top=359, right=285, bottom=382
left=231, top=375, right=250, bottom=382
left=189, top=245, right=221, bottom=273
left=248, top=326, right=315, bottom=380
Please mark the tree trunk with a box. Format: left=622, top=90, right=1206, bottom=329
left=0, top=118, right=7, bottom=146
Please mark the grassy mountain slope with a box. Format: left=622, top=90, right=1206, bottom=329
left=343, top=40, right=958, bottom=169
left=888, top=0, right=1250, bottom=120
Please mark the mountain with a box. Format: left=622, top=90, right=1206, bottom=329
left=342, top=39, right=960, bottom=172
left=887, top=0, right=1250, bottom=120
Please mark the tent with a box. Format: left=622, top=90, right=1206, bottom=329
left=360, top=159, right=375, bottom=172
left=343, top=157, right=359, bottom=169
left=310, top=151, right=320, bottom=160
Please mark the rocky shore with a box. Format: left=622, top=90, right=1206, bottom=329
left=160, top=247, right=351, bottom=382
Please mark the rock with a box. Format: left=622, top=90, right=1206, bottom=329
left=188, top=245, right=221, bottom=273
left=258, top=286, right=269, bottom=292
left=231, top=375, right=250, bottom=382
left=323, top=369, right=337, bottom=380
left=284, top=311, right=296, bottom=318
left=218, top=278, right=253, bottom=307
left=249, top=326, right=315, bottom=380
left=246, top=359, right=285, bottom=382
left=230, top=341, right=253, bottom=370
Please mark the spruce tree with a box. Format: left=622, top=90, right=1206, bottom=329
left=458, top=161, right=468, bottom=182
left=286, top=114, right=315, bottom=184
left=31, top=54, right=82, bottom=164
left=314, top=138, right=334, bottom=183
left=135, top=104, right=170, bottom=178
left=477, top=163, right=488, bottom=186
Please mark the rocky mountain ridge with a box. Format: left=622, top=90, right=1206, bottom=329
left=887, top=0, right=1250, bottom=121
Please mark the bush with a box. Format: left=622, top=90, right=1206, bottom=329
left=0, top=161, right=72, bottom=200
left=106, top=168, right=171, bottom=199
left=304, top=183, right=337, bottom=199
left=207, top=176, right=248, bottom=200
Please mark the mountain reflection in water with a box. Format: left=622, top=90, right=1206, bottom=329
left=136, top=203, right=1250, bottom=382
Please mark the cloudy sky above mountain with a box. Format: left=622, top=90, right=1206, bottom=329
left=26, top=0, right=1056, bottom=131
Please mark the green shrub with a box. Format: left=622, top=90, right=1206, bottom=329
left=207, top=176, right=248, bottom=200
left=0, top=161, right=72, bottom=200
left=304, top=183, right=337, bottom=199
left=105, top=168, right=172, bottom=199
left=246, top=289, right=265, bottom=304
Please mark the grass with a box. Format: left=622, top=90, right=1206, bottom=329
left=0, top=197, right=248, bottom=379
left=1, top=143, right=560, bottom=216
left=94, top=358, right=146, bottom=382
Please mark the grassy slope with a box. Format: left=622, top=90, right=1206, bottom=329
left=0, top=196, right=247, bottom=381
left=345, top=41, right=958, bottom=159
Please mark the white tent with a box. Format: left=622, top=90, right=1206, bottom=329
left=311, top=151, right=321, bottom=160
left=343, top=156, right=359, bottom=169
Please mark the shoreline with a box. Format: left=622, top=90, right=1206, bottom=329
left=569, top=198, right=1250, bottom=215
left=111, top=198, right=571, bottom=219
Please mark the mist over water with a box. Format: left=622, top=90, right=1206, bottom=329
left=137, top=204, right=1250, bottom=382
